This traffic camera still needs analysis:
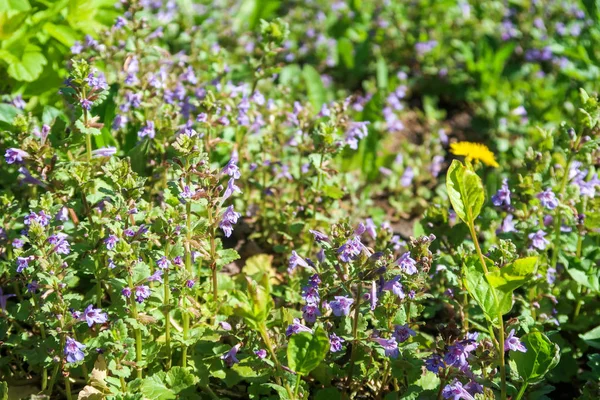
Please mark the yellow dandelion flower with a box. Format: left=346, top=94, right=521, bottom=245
left=450, top=141, right=499, bottom=168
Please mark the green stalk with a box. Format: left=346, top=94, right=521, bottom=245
left=128, top=276, right=143, bottom=378
left=467, top=222, right=506, bottom=400
left=259, top=325, right=294, bottom=399
left=182, top=168, right=193, bottom=367
left=346, top=281, right=363, bottom=388
left=64, top=373, right=73, bottom=400
left=293, top=373, right=302, bottom=399
left=164, top=241, right=172, bottom=369
left=514, top=383, right=528, bottom=400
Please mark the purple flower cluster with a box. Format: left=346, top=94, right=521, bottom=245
left=301, top=274, right=321, bottom=324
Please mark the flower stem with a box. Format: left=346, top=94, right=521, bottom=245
left=182, top=167, right=193, bottom=367
left=64, top=373, right=73, bottom=400
left=259, top=325, right=294, bottom=398
left=346, top=281, right=363, bottom=389
left=515, top=382, right=528, bottom=400
left=128, top=276, right=143, bottom=378
left=164, top=240, right=172, bottom=369
left=293, top=373, right=302, bottom=399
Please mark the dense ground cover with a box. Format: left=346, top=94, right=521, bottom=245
left=1, top=0, right=600, bottom=399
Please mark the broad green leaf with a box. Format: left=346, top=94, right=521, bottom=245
left=302, top=65, right=326, bottom=110
left=322, top=184, right=344, bottom=199
left=0, top=104, right=19, bottom=124
left=512, top=332, right=560, bottom=384
left=140, top=374, right=176, bottom=400
left=580, top=325, right=600, bottom=349
left=0, top=0, right=30, bottom=12
left=5, top=44, right=47, bottom=82
left=446, top=160, right=485, bottom=225
left=315, top=387, right=341, bottom=400
left=44, top=22, right=78, bottom=46
left=165, top=367, right=197, bottom=393
left=216, top=248, right=240, bottom=270
left=287, top=326, right=329, bottom=375
left=261, top=383, right=291, bottom=399
left=487, top=257, right=538, bottom=292
left=234, top=276, right=273, bottom=329
left=463, top=256, right=511, bottom=326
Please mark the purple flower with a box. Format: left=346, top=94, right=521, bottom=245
left=26, top=281, right=39, bottom=293
left=546, top=267, right=557, bottom=285
left=196, top=113, right=207, bottom=123
left=537, top=188, right=558, bottom=210
left=329, top=333, right=345, bottom=353
left=80, top=98, right=93, bottom=110
left=219, top=205, right=241, bottom=238
left=492, top=178, right=511, bottom=207
left=82, top=304, right=108, bottom=327
left=17, top=256, right=33, bottom=273
left=286, top=318, right=313, bottom=336
left=148, top=269, right=163, bottom=283
left=302, top=303, right=321, bottom=324
left=92, top=147, right=117, bottom=158
left=382, top=276, right=405, bottom=299
left=444, top=343, right=469, bottom=370
left=12, top=238, right=24, bottom=248
left=112, top=114, right=128, bottom=130
left=185, top=279, right=195, bottom=288
left=222, top=159, right=241, bottom=179
left=255, top=349, right=267, bottom=359
left=219, top=321, right=232, bottom=331
left=157, top=256, right=171, bottom=269
left=393, top=324, right=416, bottom=343
left=289, top=250, right=311, bottom=272
left=309, top=230, right=329, bottom=242
left=464, top=381, right=483, bottom=397
left=121, top=287, right=132, bottom=297
left=138, top=121, right=155, bottom=139
left=11, top=94, right=26, bottom=109
left=64, top=337, right=86, bottom=363
left=365, top=218, right=377, bottom=239
left=179, top=185, right=194, bottom=203
left=0, top=287, right=16, bottom=313
left=221, top=343, right=242, bottom=367
left=497, top=214, right=516, bottom=234
left=504, top=329, right=527, bottom=353
left=301, top=285, right=320, bottom=304
left=401, top=167, right=414, bottom=187
left=5, top=148, right=29, bottom=164
left=104, top=235, right=119, bottom=250
left=345, top=121, right=369, bottom=150
left=442, top=380, right=475, bottom=400
left=134, top=285, right=151, bottom=303
left=48, top=233, right=70, bottom=255
left=222, top=178, right=242, bottom=201
left=396, top=252, right=417, bottom=275
left=337, top=237, right=363, bottom=263
left=373, top=337, right=399, bottom=358
left=329, top=296, right=354, bottom=317
left=425, top=354, right=444, bottom=374
left=56, top=206, right=69, bottom=222
left=529, top=230, right=549, bottom=250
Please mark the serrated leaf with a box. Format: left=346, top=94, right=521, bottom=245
left=140, top=374, right=176, bottom=400
left=322, top=185, right=344, bottom=199
left=165, top=367, right=197, bottom=394
left=287, top=326, right=329, bottom=375
left=580, top=325, right=600, bottom=349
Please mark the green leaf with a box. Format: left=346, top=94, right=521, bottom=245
left=0, top=0, right=30, bottom=12
left=322, top=184, right=344, bottom=199
left=337, top=37, right=354, bottom=69
left=140, top=374, right=176, bottom=400
left=376, top=56, right=388, bottom=90
left=512, top=331, right=560, bottom=384
left=302, top=65, right=326, bottom=110
left=580, top=325, right=600, bottom=349
left=446, top=160, right=485, bottom=225
left=0, top=381, right=7, bottom=400
left=315, top=387, right=341, bottom=400
left=463, top=256, right=511, bottom=326
left=44, top=22, right=78, bottom=46
left=4, top=44, right=47, bottom=82
left=287, top=326, right=329, bottom=375
left=216, top=248, right=240, bottom=270
left=165, top=367, right=197, bottom=394
left=0, top=104, right=19, bottom=124
left=487, top=257, right=538, bottom=292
